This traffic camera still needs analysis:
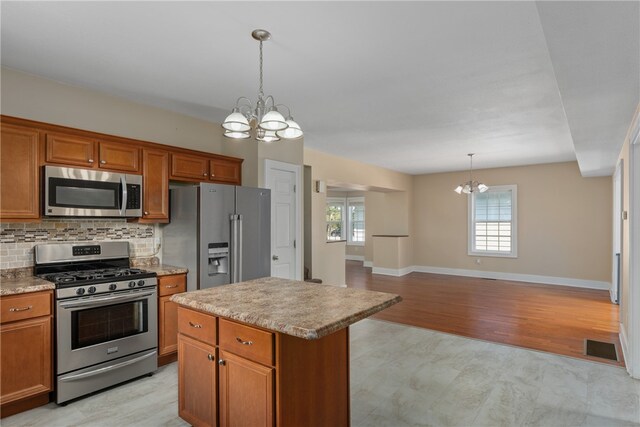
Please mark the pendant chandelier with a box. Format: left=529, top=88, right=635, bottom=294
left=222, top=29, right=303, bottom=142
left=454, top=153, right=489, bottom=194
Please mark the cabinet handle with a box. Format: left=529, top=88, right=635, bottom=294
left=218, top=359, right=226, bottom=366
left=9, top=305, right=32, bottom=312
left=100, top=160, right=107, bottom=164
left=208, top=354, right=214, bottom=361
left=88, top=159, right=94, bottom=163
left=236, top=337, right=253, bottom=346
left=188, top=321, right=203, bottom=329
left=144, top=211, right=149, bottom=215
left=165, top=284, right=178, bottom=289
left=203, top=173, right=208, bottom=177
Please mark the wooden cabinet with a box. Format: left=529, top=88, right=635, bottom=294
left=178, top=334, right=217, bottom=427
left=170, top=153, right=210, bottom=181
left=98, top=141, right=140, bottom=173
left=45, top=132, right=96, bottom=167
left=219, top=350, right=274, bottom=427
left=0, top=291, right=53, bottom=417
left=142, top=149, right=169, bottom=221
left=0, top=124, right=40, bottom=220
left=176, top=305, right=350, bottom=427
left=158, top=274, right=186, bottom=364
left=209, top=158, right=242, bottom=185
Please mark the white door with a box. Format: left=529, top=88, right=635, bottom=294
left=268, top=167, right=297, bottom=279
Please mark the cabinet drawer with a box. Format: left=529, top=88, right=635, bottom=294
left=178, top=307, right=217, bottom=344
left=219, top=319, right=274, bottom=366
left=158, top=274, right=186, bottom=297
left=0, top=291, right=52, bottom=324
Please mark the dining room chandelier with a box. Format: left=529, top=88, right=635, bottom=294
left=454, top=153, right=489, bottom=194
left=221, top=29, right=303, bottom=142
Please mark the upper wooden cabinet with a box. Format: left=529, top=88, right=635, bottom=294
left=209, top=158, right=242, bottom=184
left=98, top=141, right=140, bottom=173
left=170, top=153, right=210, bottom=181
left=141, top=149, right=169, bottom=221
left=45, top=132, right=96, bottom=167
left=0, top=124, right=40, bottom=220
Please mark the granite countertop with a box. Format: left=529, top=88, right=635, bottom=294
left=171, top=277, right=401, bottom=340
left=0, top=276, right=55, bottom=296
left=141, top=264, right=188, bottom=277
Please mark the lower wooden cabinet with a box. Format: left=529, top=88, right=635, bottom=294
left=0, top=291, right=53, bottom=417
left=178, top=334, right=217, bottom=427
left=219, top=350, right=274, bottom=427
left=158, top=274, right=186, bottom=364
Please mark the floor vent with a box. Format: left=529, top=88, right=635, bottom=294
left=585, top=339, right=618, bottom=361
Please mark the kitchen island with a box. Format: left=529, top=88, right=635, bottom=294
left=171, top=276, right=401, bottom=427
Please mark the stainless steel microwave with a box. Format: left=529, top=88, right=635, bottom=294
left=44, top=166, right=142, bottom=217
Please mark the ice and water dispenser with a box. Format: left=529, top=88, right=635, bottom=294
left=208, top=242, right=229, bottom=275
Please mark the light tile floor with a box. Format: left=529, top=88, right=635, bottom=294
left=4, top=319, right=640, bottom=426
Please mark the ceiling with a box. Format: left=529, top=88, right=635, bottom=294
left=1, top=2, right=638, bottom=176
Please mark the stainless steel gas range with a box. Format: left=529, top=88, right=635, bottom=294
left=34, top=242, right=158, bottom=404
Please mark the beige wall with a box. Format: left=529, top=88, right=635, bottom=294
left=412, top=161, right=612, bottom=282
left=1, top=67, right=225, bottom=154
left=305, top=148, right=413, bottom=285
left=618, top=104, right=640, bottom=340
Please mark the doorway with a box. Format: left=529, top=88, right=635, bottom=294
left=613, top=159, right=623, bottom=304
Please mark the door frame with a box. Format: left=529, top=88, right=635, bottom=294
left=628, top=119, right=640, bottom=378
left=264, top=159, right=303, bottom=281
left=612, top=160, right=623, bottom=304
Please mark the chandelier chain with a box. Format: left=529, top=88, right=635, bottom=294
left=259, top=40, right=264, bottom=98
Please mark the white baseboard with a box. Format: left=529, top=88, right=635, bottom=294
left=372, top=266, right=414, bottom=277
left=620, top=324, right=634, bottom=378
left=345, top=255, right=365, bottom=261
left=383, top=265, right=611, bottom=290
left=363, top=261, right=373, bottom=268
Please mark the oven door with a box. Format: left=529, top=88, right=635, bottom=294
left=56, top=288, right=157, bottom=375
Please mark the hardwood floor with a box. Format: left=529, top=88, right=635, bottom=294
left=345, top=261, right=623, bottom=366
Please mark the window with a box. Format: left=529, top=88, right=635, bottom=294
left=326, top=196, right=366, bottom=244
left=469, top=185, right=517, bottom=257
left=347, top=197, right=365, bottom=245
left=326, top=198, right=345, bottom=241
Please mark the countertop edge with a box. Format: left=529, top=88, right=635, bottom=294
left=171, top=293, right=402, bottom=340
left=0, top=282, right=56, bottom=296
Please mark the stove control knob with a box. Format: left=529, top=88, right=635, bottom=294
left=137, top=280, right=145, bottom=287
left=76, top=288, right=85, bottom=295
left=128, top=281, right=136, bottom=288
left=109, top=284, right=117, bottom=291
left=88, top=286, right=97, bottom=294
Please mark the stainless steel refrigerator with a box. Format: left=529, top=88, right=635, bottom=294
left=162, top=183, right=271, bottom=291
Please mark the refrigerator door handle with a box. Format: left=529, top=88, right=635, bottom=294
left=230, top=214, right=238, bottom=283
left=237, top=214, right=243, bottom=283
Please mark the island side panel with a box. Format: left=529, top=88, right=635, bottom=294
left=275, top=327, right=350, bottom=427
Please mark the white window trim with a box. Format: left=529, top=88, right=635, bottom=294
left=347, top=196, right=365, bottom=246
left=468, top=184, right=518, bottom=258
left=326, top=197, right=346, bottom=241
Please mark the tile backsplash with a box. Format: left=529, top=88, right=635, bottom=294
left=0, top=219, right=160, bottom=270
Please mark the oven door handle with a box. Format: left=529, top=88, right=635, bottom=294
left=59, top=291, right=156, bottom=309
left=59, top=350, right=157, bottom=382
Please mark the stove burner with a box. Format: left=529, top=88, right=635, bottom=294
left=40, top=267, right=155, bottom=287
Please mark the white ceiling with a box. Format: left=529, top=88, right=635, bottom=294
left=1, top=2, right=638, bottom=176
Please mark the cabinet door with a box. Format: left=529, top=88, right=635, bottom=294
left=99, top=141, right=140, bottom=172
left=0, top=316, right=52, bottom=405
left=170, top=153, right=209, bottom=181
left=219, top=350, right=274, bottom=427
left=178, top=334, right=217, bottom=427
left=159, top=295, right=178, bottom=356
left=0, top=124, right=40, bottom=220
left=142, top=149, right=169, bottom=220
left=45, top=132, right=96, bottom=167
left=209, top=158, right=242, bottom=185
